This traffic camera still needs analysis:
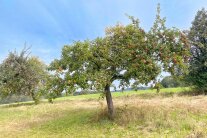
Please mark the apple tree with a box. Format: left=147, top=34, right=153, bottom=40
left=49, top=6, right=190, bottom=119
left=0, top=49, right=48, bottom=104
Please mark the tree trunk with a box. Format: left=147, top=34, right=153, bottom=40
left=104, top=84, right=114, bottom=120
left=31, top=91, right=39, bottom=105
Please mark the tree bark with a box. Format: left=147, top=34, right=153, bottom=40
left=31, top=91, right=39, bottom=105
left=104, top=84, right=114, bottom=120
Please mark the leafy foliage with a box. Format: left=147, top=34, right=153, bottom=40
left=0, top=49, right=48, bottom=104
left=40, top=73, right=66, bottom=103
left=187, top=8, right=207, bottom=92
left=161, top=76, right=186, bottom=88
left=49, top=5, right=190, bottom=119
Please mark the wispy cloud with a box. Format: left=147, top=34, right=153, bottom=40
left=1, top=0, right=207, bottom=63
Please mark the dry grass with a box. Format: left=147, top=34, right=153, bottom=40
left=1, top=92, right=207, bottom=137
left=94, top=96, right=207, bottom=137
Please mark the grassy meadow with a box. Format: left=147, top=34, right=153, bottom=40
left=1, top=87, right=207, bottom=138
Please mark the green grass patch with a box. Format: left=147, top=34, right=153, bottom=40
left=1, top=87, right=207, bottom=138
left=55, top=87, right=190, bottom=101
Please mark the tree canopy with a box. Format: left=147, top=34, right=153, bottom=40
left=187, top=8, right=207, bottom=92
left=161, top=76, right=186, bottom=88
left=0, top=49, right=48, bottom=104
left=49, top=6, right=190, bottom=119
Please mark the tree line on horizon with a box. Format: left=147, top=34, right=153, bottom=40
left=0, top=5, right=206, bottom=119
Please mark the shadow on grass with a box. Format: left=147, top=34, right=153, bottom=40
left=177, top=90, right=207, bottom=96
left=1, top=102, right=36, bottom=108
left=120, top=91, right=175, bottom=100
left=124, top=89, right=206, bottom=99
left=1, top=100, right=51, bottom=108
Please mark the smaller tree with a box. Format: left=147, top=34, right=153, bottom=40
left=26, top=56, right=48, bottom=103
left=161, top=76, right=185, bottom=88
left=0, top=49, right=48, bottom=104
left=154, top=81, right=161, bottom=93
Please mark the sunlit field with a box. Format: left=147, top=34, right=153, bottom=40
left=1, top=87, right=207, bottom=138
left=1, top=1, right=207, bottom=138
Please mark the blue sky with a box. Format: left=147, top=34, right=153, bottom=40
left=0, top=0, right=207, bottom=64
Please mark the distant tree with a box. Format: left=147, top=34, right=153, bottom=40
left=49, top=5, right=190, bottom=119
left=154, top=81, right=162, bottom=93
left=0, top=49, right=48, bottom=104
left=187, top=8, right=207, bottom=92
left=131, top=81, right=140, bottom=91
left=161, top=76, right=185, bottom=88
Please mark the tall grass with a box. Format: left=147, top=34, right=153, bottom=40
left=1, top=87, right=207, bottom=138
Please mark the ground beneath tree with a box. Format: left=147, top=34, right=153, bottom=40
left=0, top=91, right=207, bottom=138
